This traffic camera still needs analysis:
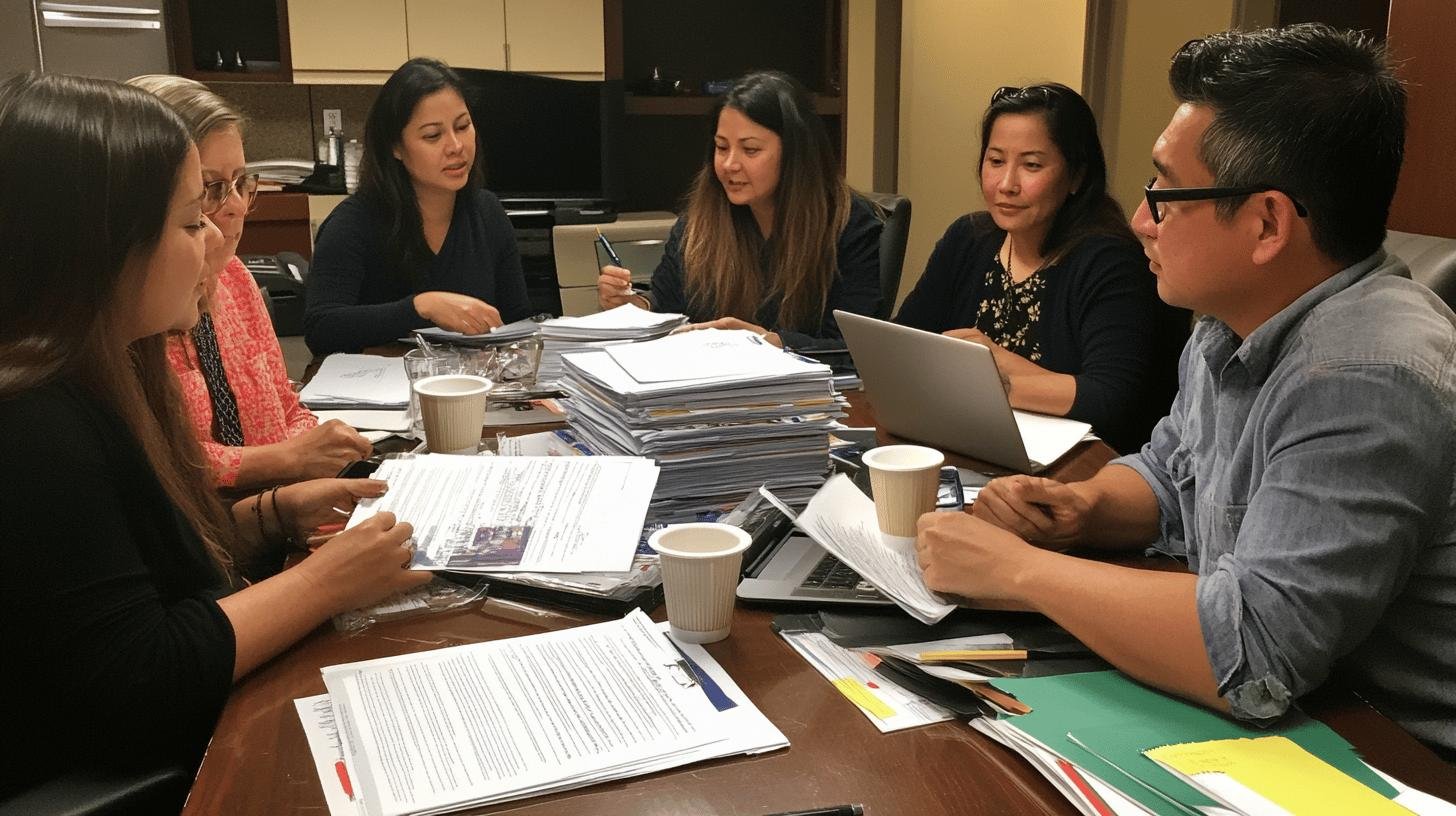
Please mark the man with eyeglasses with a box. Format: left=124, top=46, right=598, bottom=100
left=915, top=24, right=1456, bottom=758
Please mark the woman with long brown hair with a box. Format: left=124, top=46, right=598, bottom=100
left=0, top=73, right=428, bottom=799
left=128, top=74, right=373, bottom=489
left=597, top=71, right=882, bottom=350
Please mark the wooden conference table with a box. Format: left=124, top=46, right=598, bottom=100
left=183, top=391, right=1456, bottom=815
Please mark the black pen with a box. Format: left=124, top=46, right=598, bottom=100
left=765, top=806, right=865, bottom=816
left=596, top=228, right=634, bottom=299
left=595, top=228, right=623, bottom=266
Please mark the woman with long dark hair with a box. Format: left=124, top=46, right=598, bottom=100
left=597, top=70, right=882, bottom=350
left=896, top=83, right=1187, bottom=452
left=306, top=57, right=531, bottom=354
left=129, top=74, right=373, bottom=488
left=0, top=73, right=428, bottom=797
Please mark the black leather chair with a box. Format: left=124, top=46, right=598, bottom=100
left=0, top=765, right=190, bottom=816
left=1385, top=229, right=1456, bottom=311
left=862, top=191, right=912, bottom=320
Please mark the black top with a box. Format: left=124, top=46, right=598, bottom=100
left=0, top=380, right=236, bottom=796
left=305, top=188, right=533, bottom=354
left=649, top=195, right=883, bottom=351
left=895, top=213, right=1189, bottom=453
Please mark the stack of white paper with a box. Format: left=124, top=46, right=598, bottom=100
left=767, top=475, right=956, bottom=625
left=559, top=329, right=845, bottom=521
left=413, top=316, right=541, bottom=346
left=536, top=304, right=687, bottom=384
left=297, top=610, right=788, bottom=816
left=300, top=354, right=411, bottom=410
left=347, top=454, right=659, bottom=573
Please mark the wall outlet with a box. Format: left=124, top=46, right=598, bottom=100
left=323, top=108, right=342, bottom=134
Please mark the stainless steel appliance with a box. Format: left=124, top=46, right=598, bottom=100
left=2, top=0, right=170, bottom=80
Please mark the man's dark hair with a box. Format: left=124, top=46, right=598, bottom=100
left=1169, top=23, right=1405, bottom=266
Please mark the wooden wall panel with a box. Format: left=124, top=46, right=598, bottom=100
left=1387, top=0, right=1456, bottom=238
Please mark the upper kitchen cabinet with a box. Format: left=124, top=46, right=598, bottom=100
left=406, top=0, right=507, bottom=70
left=282, top=0, right=602, bottom=83
left=288, top=0, right=408, bottom=82
left=502, top=0, right=604, bottom=77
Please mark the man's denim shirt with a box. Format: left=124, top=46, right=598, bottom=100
left=1113, top=250, right=1456, bottom=753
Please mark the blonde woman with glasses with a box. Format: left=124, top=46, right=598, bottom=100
left=130, top=75, right=372, bottom=490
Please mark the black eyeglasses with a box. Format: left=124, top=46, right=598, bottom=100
left=1144, top=177, right=1307, bottom=224
left=202, top=173, right=260, bottom=217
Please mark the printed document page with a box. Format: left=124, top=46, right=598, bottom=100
left=542, top=303, right=685, bottom=336
left=776, top=476, right=956, bottom=624
left=605, top=328, right=815, bottom=383
left=301, top=354, right=411, bottom=408
left=321, top=609, right=726, bottom=816
left=1012, top=410, right=1093, bottom=469
left=349, top=455, right=657, bottom=573
left=414, top=317, right=539, bottom=342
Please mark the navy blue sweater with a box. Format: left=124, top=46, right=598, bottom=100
left=306, top=188, right=531, bottom=354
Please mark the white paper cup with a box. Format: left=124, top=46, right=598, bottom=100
left=862, top=444, right=945, bottom=537
left=413, top=374, right=492, bottom=454
left=649, top=523, right=752, bottom=644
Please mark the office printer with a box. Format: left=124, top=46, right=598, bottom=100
left=240, top=252, right=307, bottom=336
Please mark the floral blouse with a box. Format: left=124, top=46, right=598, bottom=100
left=974, top=255, right=1047, bottom=362
left=167, top=256, right=317, bottom=486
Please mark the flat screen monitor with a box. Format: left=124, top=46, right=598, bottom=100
left=456, top=68, right=623, bottom=203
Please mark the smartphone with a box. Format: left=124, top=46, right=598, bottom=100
left=336, top=459, right=380, bottom=479
left=936, top=466, right=964, bottom=509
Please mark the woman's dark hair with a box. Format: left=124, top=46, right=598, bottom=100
left=0, top=72, right=236, bottom=573
left=357, top=57, right=484, bottom=287
left=680, top=70, right=853, bottom=330
left=978, top=83, right=1133, bottom=258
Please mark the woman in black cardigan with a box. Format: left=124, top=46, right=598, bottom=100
left=0, top=73, right=429, bottom=798
left=306, top=58, right=532, bottom=354
left=897, top=84, right=1187, bottom=453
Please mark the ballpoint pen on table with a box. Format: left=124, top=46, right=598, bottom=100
left=764, top=806, right=865, bottom=816
left=596, top=228, right=633, bottom=298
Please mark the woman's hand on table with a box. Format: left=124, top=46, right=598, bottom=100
left=414, top=291, right=503, bottom=335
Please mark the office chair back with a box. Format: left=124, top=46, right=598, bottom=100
left=1385, top=229, right=1456, bottom=312
left=861, top=192, right=911, bottom=320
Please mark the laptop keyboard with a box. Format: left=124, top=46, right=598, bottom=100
left=798, top=553, right=881, bottom=596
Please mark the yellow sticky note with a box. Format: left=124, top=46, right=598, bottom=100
left=1145, top=735, right=1409, bottom=816
left=831, top=678, right=896, bottom=720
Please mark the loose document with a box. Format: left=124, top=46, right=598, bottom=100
left=348, top=454, right=658, bottom=573
left=413, top=316, right=541, bottom=345
left=296, top=610, right=788, bottom=816
left=765, top=475, right=956, bottom=624
left=300, top=354, right=411, bottom=409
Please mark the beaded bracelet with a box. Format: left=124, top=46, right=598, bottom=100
left=268, top=486, right=299, bottom=550
left=251, top=492, right=268, bottom=544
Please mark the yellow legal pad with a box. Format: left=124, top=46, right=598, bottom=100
left=1144, top=735, right=1410, bottom=816
left=831, top=678, right=896, bottom=720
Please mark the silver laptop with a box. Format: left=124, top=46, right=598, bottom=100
left=835, top=310, right=1056, bottom=473
left=729, top=489, right=892, bottom=607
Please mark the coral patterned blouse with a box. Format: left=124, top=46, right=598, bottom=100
left=167, top=256, right=317, bottom=486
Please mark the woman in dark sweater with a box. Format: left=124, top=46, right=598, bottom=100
left=0, top=74, right=429, bottom=798
left=306, top=58, right=532, bottom=354
left=597, top=71, right=882, bottom=352
left=897, top=84, right=1187, bottom=453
